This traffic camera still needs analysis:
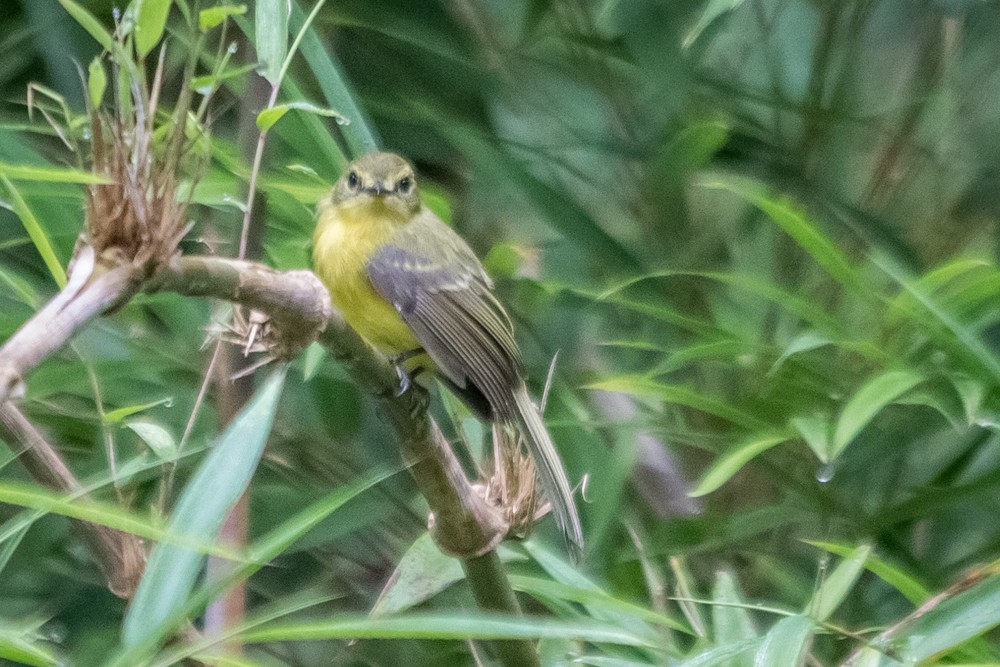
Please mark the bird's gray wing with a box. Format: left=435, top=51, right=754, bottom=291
left=365, top=213, right=523, bottom=417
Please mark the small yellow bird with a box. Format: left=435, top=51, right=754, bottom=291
left=313, top=151, right=583, bottom=552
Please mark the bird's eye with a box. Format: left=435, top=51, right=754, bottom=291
left=398, top=176, right=412, bottom=194
left=347, top=171, right=359, bottom=188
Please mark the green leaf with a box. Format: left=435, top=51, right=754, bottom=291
left=0, top=175, right=67, bottom=287
left=0, top=625, right=58, bottom=667
left=683, top=0, right=746, bottom=48
left=806, top=540, right=931, bottom=605
left=301, top=340, right=326, bottom=381
left=371, top=532, right=465, bottom=616
left=753, top=614, right=813, bottom=667
left=0, top=161, right=109, bottom=184
left=255, top=0, right=288, bottom=84
left=769, top=331, right=831, bottom=375
left=689, top=435, right=789, bottom=497
left=790, top=414, right=832, bottom=463
left=288, top=2, right=377, bottom=156
left=711, top=571, right=757, bottom=667
left=108, top=466, right=396, bottom=667
left=190, top=63, right=259, bottom=94
left=122, top=366, right=287, bottom=647
left=831, top=370, right=925, bottom=461
left=57, top=0, right=114, bottom=51
left=679, top=639, right=758, bottom=667
left=510, top=575, right=689, bottom=633
left=256, top=101, right=348, bottom=133
left=807, top=545, right=870, bottom=622
left=700, top=175, right=866, bottom=297
left=587, top=376, right=769, bottom=431
left=199, top=4, right=246, bottom=31
left=125, top=420, right=177, bottom=459
left=135, top=0, right=173, bottom=58
left=238, top=612, right=656, bottom=646
left=87, top=57, right=107, bottom=109
left=900, top=574, right=1000, bottom=662
left=104, top=396, right=174, bottom=424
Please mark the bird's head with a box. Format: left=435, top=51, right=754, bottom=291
left=330, top=151, right=421, bottom=219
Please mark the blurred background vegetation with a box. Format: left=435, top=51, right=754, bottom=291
left=3, top=0, right=1000, bottom=665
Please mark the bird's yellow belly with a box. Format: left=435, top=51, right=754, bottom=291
left=313, top=208, right=420, bottom=355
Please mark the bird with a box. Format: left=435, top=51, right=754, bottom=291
left=312, top=150, right=583, bottom=553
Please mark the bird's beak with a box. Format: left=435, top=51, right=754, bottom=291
left=370, top=182, right=385, bottom=196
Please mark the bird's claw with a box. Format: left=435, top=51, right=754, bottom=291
left=394, top=364, right=411, bottom=397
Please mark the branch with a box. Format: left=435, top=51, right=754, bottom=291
left=153, top=254, right=507, bottom=556
left=0, top=246, right=143, bottom=405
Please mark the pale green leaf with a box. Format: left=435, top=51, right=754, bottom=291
left=900, top=574, right=1000, bottom=662
left=199, top=4, right=246, bottom=31
left=238, top=612, right=656, bottom=646
left=791, top=414, right=832, bottom=463
left=87, top=57, right=107, bottom=109
left=753, top=614, right=813, bottom=667
left=255, top=0, right=288, bottom=84
left=0, top=161, right=109, bottom=184
left=805, top=540, right=931, bottom=605
left=0, top=175, right=66, bottom=287
left=57, top=0, right=114, bottom=51
left=104, top=397, right=174, bottom=424
left=807, top=545, right=870, bottom=622
left=135, top=0, right=173, bottom=58
left=122, top=366, right=287, bottom=646
left=125, top=420, right=177, bottom=459
left=256, top=101, right=347, bottom=133
left=689, top=435, right=789, bottom=497
left=831, top=370, right=925, bottom=460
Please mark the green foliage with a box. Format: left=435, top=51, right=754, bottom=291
left=2, top=0, right=1000, bottom=665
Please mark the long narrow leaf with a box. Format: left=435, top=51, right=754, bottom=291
left=121, top=366, right=288, bottom=646
left=0, top=175, right=67, bottom=287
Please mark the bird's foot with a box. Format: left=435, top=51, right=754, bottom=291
left=388, top=348, right=424, bottom=398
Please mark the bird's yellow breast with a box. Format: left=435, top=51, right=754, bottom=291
left=313, top=201, right=420, bottom=354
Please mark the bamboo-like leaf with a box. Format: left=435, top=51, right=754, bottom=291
left=238, top=612, right=656, bottom=646
left=103, top=397, right=174, bottom=423
left=689, top=435, right=789, bottom=497
left=711, top=571, right=756, bottom=667
left=125, top=420, right=177, bottom=459
left=700, top=175, right=866, bottom=297
left=0, top=625, right=57, bottom=667
left=57, top=0, right=114, bottom=51
left=807, top=545, right=870, bottom=622
left=256, top=102, right=348, bottom=133
left=255, top=0, right=288, bottom=84
left=121, top=366, right=287, bottom=646
left=0, top=162, right=109, bottom=184
left=0, top=175, right=66, bottom=287
left=107, top=466, right=396, bottom=667
left=587, top=376, right=769, bottom=431
left=752, top=614, right=813, bottom=667
left=87, top=57, right=107, bottom=109
left=199, top=4, right=246, bottom=31
left=805, top=540, right=930, bottom=604
left=135, top=0, right=173, bottom=58
left=831, top=370, right=924, bottom=461
left=900, top=574, right=1000, bottom=662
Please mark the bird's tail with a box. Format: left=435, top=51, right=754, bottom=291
left=512, top=384, right=583, bottom=556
